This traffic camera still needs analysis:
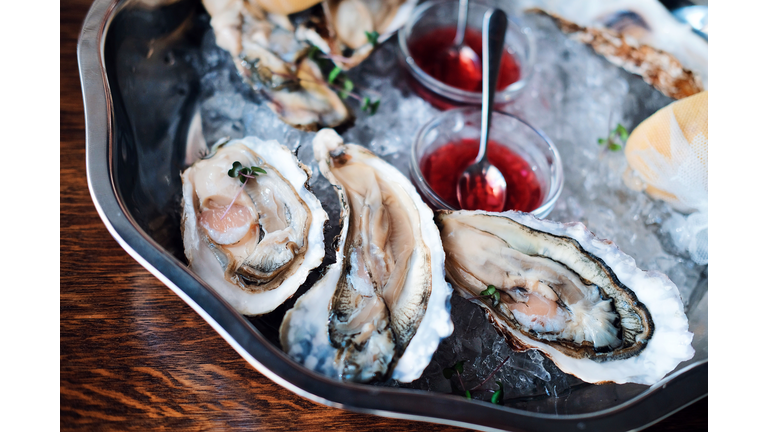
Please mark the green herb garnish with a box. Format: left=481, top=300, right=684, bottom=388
left=228, top=161, right=266, bottom=184
left=443, top=360, right=465, bottom=379
left=598, top=123, right=629, bottom=152
left=220, top=161, right=266, bottom=220
left=365, top=30, right=380, bottom=46
left=339, top=78, right=354, bottom=99
left=305, top=44, right=381, bottom=115
left=443, top=360, right=469, bottom=398
left=491, top=381, right=504, bottom=405
left=307, top=45, right=320, bottom=60
left=328, top=65, right=343, bottom=84
left=362, top=97, right=380, bottom=115
left=467, top=285, right=502, bottom=307
left=443, top=356, right=510, bottom=403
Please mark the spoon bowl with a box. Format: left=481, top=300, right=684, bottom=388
left=398, top=0, right=535, bottom=104
left=439, top=0, right=482, bottom=85
left=457, top=163, right=507, bottom=211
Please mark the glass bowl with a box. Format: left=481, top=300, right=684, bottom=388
left=410, top=107, right=563, bottom=218
left=398, top=0, right=535, bottom=105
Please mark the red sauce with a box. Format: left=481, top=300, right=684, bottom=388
left=408, top=27, right=521, bottom=93
left=420, top=138, right=543, bottom=212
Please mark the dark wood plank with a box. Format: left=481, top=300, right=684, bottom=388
left=60, top=1, right=706, bottom=430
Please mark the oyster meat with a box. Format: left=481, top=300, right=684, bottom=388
left=181, top=136, right=328, bottom=315
left=280, top=129, right=453, bottom=383
left=436, top=210, right=694, bottom=385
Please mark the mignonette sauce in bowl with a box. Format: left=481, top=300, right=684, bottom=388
left=411, top=107, right=563, bottom=217
left=398, top=0, right=535, bottom=106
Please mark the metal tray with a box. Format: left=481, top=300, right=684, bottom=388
left=78, top=0, right=707, bottom=430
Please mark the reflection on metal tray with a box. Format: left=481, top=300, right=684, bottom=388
left=79, top=0, right=707, bottom=430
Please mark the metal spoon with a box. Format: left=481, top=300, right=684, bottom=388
left=456, top=9, right=508, bottom=212
left=444, top=0, right=481, bottom=81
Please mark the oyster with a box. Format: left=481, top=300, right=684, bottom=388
left=519, top=0, right=708, bottom=90
left=280, top=129, right=453, bottom=382
left=181, top=136, right=328, bottom=315
left=436, top=210, right=694, bottom=385
left=526, top=6, right=705, bottom=99
left=298, top=0, right=417, bottom=70
left=202, top=0, right=351, bottom=130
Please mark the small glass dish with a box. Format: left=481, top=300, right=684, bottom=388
left=410, top=107, right=563, bottom=218
left=398, top=0, right=535, bottom=106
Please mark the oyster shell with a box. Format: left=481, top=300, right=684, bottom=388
left=436, top=210, right=694, bottom=385
left=280, top=129, right=453, bottom=382
left=181, top=136, right=327, bottom=315
left=519, top=0, right=708, bottom=90
left=527, top=7, right=705, bottom=100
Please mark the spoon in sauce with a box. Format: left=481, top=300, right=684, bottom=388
left=440, top=0, right=482, bottom=85
left=456, top=9, right=508, bottom=212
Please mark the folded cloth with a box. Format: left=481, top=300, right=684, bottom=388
left=623, top=91, right=707, bottom=264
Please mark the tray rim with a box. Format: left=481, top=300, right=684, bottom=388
left=77, top=1, right=708, bottom=430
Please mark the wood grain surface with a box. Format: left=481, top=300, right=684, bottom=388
left=60, top=0, right=707, bottom=430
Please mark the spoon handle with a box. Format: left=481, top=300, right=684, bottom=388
left=454, top=0, right=469, bottom=46
left=478, top=9, right=507, bottom=164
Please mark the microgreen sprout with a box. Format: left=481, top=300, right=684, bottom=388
left=443, top=356, right=510, bottom=403
left=365, top=30, right=380, bottom=47
left=442, top=360, right=465, bottom=379
left=443, top=360, right=469, bottom=399
left=361, top=97, right=380, bottom=115
left=597, top=123, right=629, bottom=152
left=467, top=285, right=501, bottom=307
left=302, top=44, right=382, bottom=115
left=491, top=381, right=504, bottom=405
left=328, top=65, right=343, bottom=84
left=228, top=161, right=266, bottom=183
left=220, top=161, right=266, bottom=220
left=339, top=78, right=355, bottom=99
left=469, top=356, right=509, bottom=393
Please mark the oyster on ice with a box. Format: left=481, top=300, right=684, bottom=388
left=202, top=0, right=351, bottom=130
left=436, top=210, right=694, bottom=385
left=280, top=129, right=453, bottom=383
left=201, top=0, right=418, bottom=129
left=297, top=0, right=418, bottom=70
left=181, top=136, right=328, bottom=315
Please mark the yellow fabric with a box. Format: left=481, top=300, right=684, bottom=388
left=624, top=91, right=707, bottom=213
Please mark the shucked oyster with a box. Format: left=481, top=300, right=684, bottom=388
left=202, top=0, right=351, bottom=130
left=436, top=210, right=694, bottom=385
left=181, top=136, right=327, bottom=315
left=202, top=0, right=416, bottom=129
left=297, top=0, right=417, bottom=70
left=280, top=129, right=453, bottom=382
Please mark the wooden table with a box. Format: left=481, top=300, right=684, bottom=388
left=61, top=1, right=707, bottom=430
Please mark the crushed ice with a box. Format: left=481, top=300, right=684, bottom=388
left=190, top=1, right=707, bottom=407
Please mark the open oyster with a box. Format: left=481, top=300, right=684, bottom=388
left=436, top=210, right=694, bottom=385
left=280, top=129, right=453, bottom=383
left=202, top=0, right=351, bottom=130
left=202, top=0, right=416, bottom=129
left=181, top=136, right=327, bottom=315
left=297, top=0, right=417, bottom=70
